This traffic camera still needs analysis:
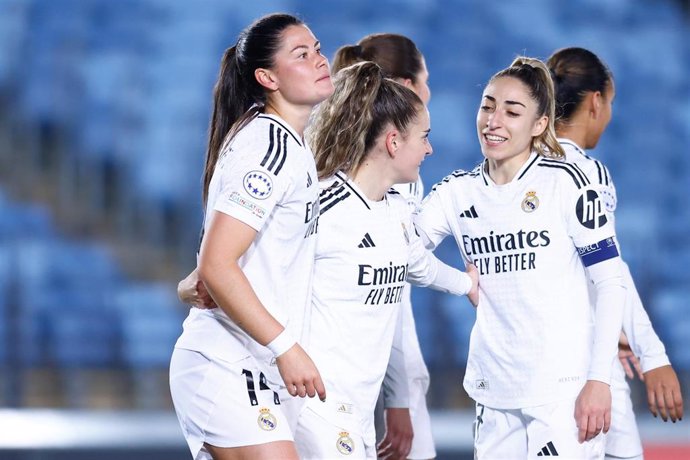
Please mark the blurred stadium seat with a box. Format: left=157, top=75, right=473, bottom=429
left=0, top=0, right=688, bottom=417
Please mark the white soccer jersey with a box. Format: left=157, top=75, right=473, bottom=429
left=560, top=138, right=670, bottom=373
left=391, top=178, right=431, bottom=384
left=304, top=172, right=442, bottom=446
left=175, top=113, right=320, bottom=386
left=416, top=152, right=622, bottom=409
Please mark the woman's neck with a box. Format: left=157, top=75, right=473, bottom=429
left=264, top=101, right=312, bottom=139
left=350, top=160, right=394, bottom=202
left=487, top=150, right=531, bottom=185
left=556, top=112, right=589, bottom=149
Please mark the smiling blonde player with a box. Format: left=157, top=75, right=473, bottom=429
left=415, top=57, right=626, bottom=459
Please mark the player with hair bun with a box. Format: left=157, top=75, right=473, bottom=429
left=415, top=56, right=626, bottom=459
left=548, top=46, right=683, bottom=460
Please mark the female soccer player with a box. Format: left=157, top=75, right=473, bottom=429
left=292, top=61, right=477, bottom=460
left=332, top=33, right=435, bottom=460
left=548, top=46, right=683, bottom=460
left=415, top=56, right=626, bottom=459
left=169, top=14, right=334, bottom=460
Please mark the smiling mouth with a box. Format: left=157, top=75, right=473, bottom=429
left=316, top=75, right=331, bottom=82
left=484, top=133, right=507, bottom=144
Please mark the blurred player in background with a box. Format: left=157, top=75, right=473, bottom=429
left=548, top=46, right=684, bottom=460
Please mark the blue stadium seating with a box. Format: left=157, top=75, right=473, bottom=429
left=1, top=0, right=689, bottom=392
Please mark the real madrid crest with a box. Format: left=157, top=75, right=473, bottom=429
left=257, top=407, right=277, bottom=431
left=336, top=431, right=355, bottom=455
left=521, top=190, right=539, bottom=213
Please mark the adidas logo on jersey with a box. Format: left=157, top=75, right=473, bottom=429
left=307, top=172, right=312, bottom=187
left=475, top=379, right=489, bottom=390
left=537, top=441, right=559, bottom=456
left=336, top=403, right=353, bottom=414
left=459, top=205, right=478, bottom=218
left=358, top=233, right=376, bottom=248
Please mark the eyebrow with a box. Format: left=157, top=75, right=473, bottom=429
left=483, top=95, right=526, bottom=108
left=290, top=40, right=320, bottom=53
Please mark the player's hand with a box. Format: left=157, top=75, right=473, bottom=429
left=644, top=365, right=683, bottom=422
left=275, top=343, right=326, bottom=401
left=617, top=333, right=644, bottom=380
left=575, top=380, right=611, bottom=443
left=377, top=408, right=413, bottom=460
left=618, top=345, right=643, bottom=381
left=177, top=269, right=217, bottom=309
left=466, top=263, right=479, bottom=308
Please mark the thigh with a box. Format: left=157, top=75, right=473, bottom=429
left=473, top=403, right=527, bottom=460
left=525, top=398, right=606, bottom=459
left=606, top=370, right=643, bottom=458
left=295, top=405, right=370, bottom=459
left=408, top=378, right=436, bottom=460
left=204, top=441, right=298, bottom=460
left=170, top=349, right=294, bottom=458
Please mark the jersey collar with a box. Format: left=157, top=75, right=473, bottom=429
left=334, top=171, right=374, bottom=210
left=480, top=151, right=541, bottom=187
left=557, top=138, right=587, bottom=159
left=257, top=113, right=303, bottom=147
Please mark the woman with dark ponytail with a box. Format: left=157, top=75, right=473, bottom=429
left=548, top=47, right=683, bottom=460
left=170, top=13, right=334, bottom=460
left=415, top=56, right=627, bottom=458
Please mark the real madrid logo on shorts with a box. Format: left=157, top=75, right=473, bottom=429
left=257, top=407, right=277, bottom=431
left=336, top=431, right=355, bottom=455
left=244, top=170, right=273, bottom=200
left=521, top=190, right=539, bottom=213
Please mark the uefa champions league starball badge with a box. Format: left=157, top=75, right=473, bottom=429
left=521, top=190, right=539, bottom=213
left=243, top=170, right=273, bottom=200
left=336, top=431, right=355, bottom=455
left=257, top=407, right=277, bottom=431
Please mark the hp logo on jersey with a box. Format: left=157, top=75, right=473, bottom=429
left=576, top=190, right=607, bottom=229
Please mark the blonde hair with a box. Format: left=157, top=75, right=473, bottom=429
left=491, top=56, right=565, bottom=159
left=309, top=61, right=423, bottom=179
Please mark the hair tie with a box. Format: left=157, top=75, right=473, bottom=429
left=353, top=44, right=363, bottom=57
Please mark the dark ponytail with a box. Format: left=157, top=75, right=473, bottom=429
left=547, top=47, right=613, bottom=127
left=202, top=13, right=304, bottom=205
left=331, top=33, right=423, bottom=84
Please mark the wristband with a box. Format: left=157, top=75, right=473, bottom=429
left=266, top=329, right=296, bottom=357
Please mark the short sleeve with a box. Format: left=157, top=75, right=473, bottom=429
left=213, top=128, right=292, bottom=231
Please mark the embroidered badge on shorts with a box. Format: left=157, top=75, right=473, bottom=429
left=521, top=190, right=539, bottom=213
left=336, top=431, right=355, bottom=455
left=244, top=170, right=273, bottom=200
left=257, top=407, right=277, bottom=431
